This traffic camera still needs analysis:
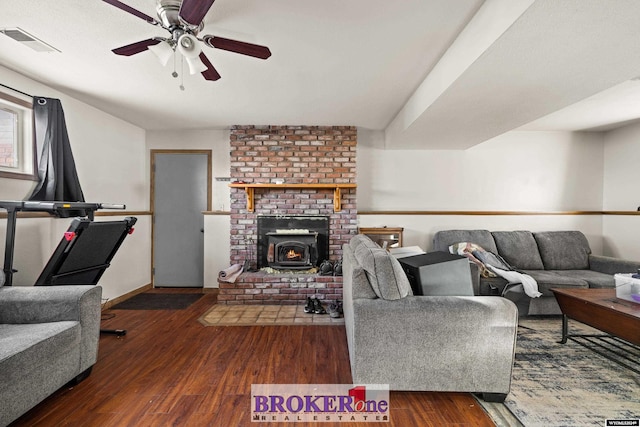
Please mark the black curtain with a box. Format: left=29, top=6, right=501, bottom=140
left=27, top=97, right=86, bottom=217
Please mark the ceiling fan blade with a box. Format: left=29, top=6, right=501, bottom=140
left=199, top=52, right=221, bottom=81
left=179, top=0, right=216, bottom=27
left=102, top=0, right=159, bottom=25
left=112, top=39, right=161, bottom=56
left=202, top=36, right=271, bottom=60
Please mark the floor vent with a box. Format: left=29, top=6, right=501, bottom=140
left=0, top=28, right=59, bottom=52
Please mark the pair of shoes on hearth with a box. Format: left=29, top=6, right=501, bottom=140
left=304, top=297, right=327, bottom=314
left=328, top=300, right=343, bottom=318
left=318, top=260, right=343, bottom=276
left=333, top=260, right=342, bottom=276
left=319, top=260, right=333, bottom=276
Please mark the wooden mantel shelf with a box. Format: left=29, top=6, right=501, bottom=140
left=229, top=183, right=356, bottom=212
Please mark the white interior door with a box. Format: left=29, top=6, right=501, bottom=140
left=153, top=152, right=209, bottom=287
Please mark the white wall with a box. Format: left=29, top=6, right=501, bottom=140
left=358, top=130, right=604, bottom=211
left=204, top=213, right=230, bottom=288
left=602, top=122, right=640, bottom=260
left=0, top=66, right=150, bottom=301
left=146, top=129, right=231, bottom=288
left=602, top=122, right=640, bottom=211
left=357, top=129, right=608, bottom=253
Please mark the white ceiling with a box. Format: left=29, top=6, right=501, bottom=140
left=1, top=0, right=640, bottom=149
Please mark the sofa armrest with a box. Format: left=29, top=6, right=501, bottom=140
left=0, top=285, right=101, bottom=324
left=0, top=285, right=102, bottom=372
left=347, top=295, right=517, bottom=393
left=589, top=255, right=640, bottom=275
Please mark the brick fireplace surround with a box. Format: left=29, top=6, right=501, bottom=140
left=218, top=125, right=358, bottom=305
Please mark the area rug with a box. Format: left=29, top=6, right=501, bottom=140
left=111, top=293, right=203, bottom=310
left=480, top=317, right=640, bottom=427
left=198, top=304, right=345, bottom=326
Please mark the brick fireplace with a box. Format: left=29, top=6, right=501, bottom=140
left=219, top=125, right=357, bottom=305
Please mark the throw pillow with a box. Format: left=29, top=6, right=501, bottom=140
left=355, top=245, right=412, bottom=300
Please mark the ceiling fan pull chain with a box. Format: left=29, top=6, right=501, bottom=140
left=172, top=49, right=178, bottom=78
left=180, top=56, right=185, bottom=91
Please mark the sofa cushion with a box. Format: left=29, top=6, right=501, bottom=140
left=349, top=234, right=380, bottom=252
left=343, top=244, right=378, bottom=299
left=355, top=245, right=412, bottom=300
left=492, top=231, right=545, bottom=270
left=433, top=230, right=498, bottom=253
left=0, top=321, right=80, bottom=384
left=533, top=231, right=591, bottom=270
left=351, top=265, right=378, bottom=299
left=549, top=270, right=615, bottom=289
left=522, top=270, right=589, bottom=296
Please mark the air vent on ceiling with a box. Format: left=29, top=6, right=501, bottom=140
left=0, top=28, right=59, bottom=52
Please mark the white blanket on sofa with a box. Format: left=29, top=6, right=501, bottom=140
left=448, top=242, right=542, bottom=298
left=486, top=265, right=542, bottom=298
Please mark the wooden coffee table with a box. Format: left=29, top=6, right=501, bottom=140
left=552, top=288, right=640, bottom=374
left=552, top=288, right=640, bottom=346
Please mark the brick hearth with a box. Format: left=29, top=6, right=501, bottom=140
left=220, top=125, right=357, bottom=305
left=217, top=272, right=343, bottom=305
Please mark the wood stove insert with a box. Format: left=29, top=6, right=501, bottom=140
left=266, top=231, right=318, bottom=270
left=257, top=215, right=329, bottom=270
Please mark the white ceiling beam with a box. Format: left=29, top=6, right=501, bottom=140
left=385, top=0, right=535, bottom=148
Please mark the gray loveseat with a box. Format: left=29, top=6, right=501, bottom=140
left=0, top=285, right=102, bottom=426
left=433, top=230, right=640, bottom=315
left=343, top=234, right=518, bottom=402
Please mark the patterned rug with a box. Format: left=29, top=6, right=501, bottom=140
left=481, top=317, right=640, bottom=427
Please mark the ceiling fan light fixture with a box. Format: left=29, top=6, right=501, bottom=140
left=184, top=55, right=207, bottom=75
left=148, top=40, right=174, bottom=66
left=177, top=33, right=200, bottom=59
left=103, top=0, right=272, bottom=83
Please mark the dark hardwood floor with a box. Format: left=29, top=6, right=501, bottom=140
left=12, top=289, right=495, bottom=426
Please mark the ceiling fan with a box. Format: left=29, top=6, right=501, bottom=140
left=102, top=0, right=271, bottom=82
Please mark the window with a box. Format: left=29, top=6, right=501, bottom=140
left=0, top=91, right=35, bottom=180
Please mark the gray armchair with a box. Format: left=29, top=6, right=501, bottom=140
left=0, top=285, right=102, bottom=426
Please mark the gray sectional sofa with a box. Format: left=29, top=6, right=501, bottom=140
left=0, top=285, right=102, bottom=426
left=343, top=234, right=518, bottom=402
left=433, top=230, right=640, bottom=315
